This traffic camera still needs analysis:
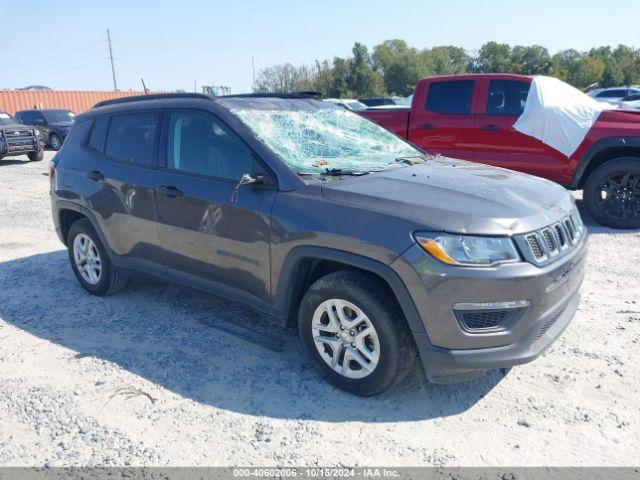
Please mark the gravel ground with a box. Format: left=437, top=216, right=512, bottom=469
left=0, top=151, right=638, bottom=467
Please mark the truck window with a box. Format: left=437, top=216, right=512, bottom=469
left=424, top=80, right=474, bottom=115
left=486, top=80, right=530, bottom=116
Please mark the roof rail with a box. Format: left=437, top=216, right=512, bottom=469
left=221, top=91, right=322, bottom=100
left=93, top=92, right=213, bottom=108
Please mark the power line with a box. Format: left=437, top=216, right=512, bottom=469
left=9, top=50, right=106, bottom=77
left=11, top=41, right=105, bottom=70
left=8, top=58, right=108, bottom=83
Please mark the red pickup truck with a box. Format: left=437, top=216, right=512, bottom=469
left=361, top=74, right=640, bottom=229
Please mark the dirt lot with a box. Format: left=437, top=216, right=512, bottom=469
left=0, top=151, right=638, bottom=466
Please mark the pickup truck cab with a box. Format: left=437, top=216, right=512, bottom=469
left=361, top=74, right=640, bottom=229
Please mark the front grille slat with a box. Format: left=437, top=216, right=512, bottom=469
left=526, top=234, right=546, bottom=260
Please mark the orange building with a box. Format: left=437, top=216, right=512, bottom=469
left=0, top=90, right=153, bottom=115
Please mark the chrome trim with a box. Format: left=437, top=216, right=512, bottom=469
left=453, top=300, right=530, bottom=310
left=515, top=208, right=585, bottom=267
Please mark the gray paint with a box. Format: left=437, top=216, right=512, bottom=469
left=51, top=94, right=586, bottom=382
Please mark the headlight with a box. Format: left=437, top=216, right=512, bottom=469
left=34, top=129, right=41, bottom=136
left=415, top=233, right=520, bottom=267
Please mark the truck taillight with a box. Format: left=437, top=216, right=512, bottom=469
left=49, top=161, right=56, bottom=179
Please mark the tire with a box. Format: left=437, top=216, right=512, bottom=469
left=28, top=150, right=44, bottom=162
left=298, top=270, right=416, bottom=396
left=583, top=157, right=640, bottom=229
left=67, top=218, right=127, bottom=296
left=50, top=134, right=62, bottom=151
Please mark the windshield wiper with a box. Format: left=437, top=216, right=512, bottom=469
left=395, top=156, right=427, bottom=165
left=325, top=168, right=369, bottom=176
left=297, top=168, right=369, bottom=177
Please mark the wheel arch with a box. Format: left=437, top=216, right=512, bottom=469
left=56, top=201, right=111, bottom=256
left=570, top=137, right=640, bottom=188
left=273, top=246, right=425, bottom=334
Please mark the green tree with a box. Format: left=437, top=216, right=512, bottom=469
left=511, top=45, right=551, bottom=75
left=372, top=39, right=423, bottom=95
left=474, top=42, right=513, bottom=73
left=348, top=42, right=385, bottom=97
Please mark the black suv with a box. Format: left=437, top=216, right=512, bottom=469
left=50, top=93, right=586, bottom=396
left=0, top=111, right=44, bottom=162
left=15, top=109, right=75, bottom=151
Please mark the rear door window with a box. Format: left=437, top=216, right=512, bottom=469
left=486, top=80, right=530, bottom=116
left=104, top=112, right=160, bottom=167
left=425, top=80, right=474, bottom=115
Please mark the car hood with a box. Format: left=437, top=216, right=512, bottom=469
left=0, top=123, right=31, bottom=130
left=320, top=158, right=575, bottom=235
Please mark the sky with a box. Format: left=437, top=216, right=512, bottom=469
left=2, top=0, right=639, bottom=94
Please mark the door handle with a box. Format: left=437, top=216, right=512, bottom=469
left=86, top=170, right=104, bottom=181
left=417, top=123, right=437, bottom=130
left=479, top=124, right=501, bottom=131
left=158, top=185, right=184, bottom=198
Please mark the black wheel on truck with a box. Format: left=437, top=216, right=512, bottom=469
left=583, top=157, right=640, bottom=229
left=28, top=150, right=44, bottom=162
left=298, top=270, right=416, bottom=396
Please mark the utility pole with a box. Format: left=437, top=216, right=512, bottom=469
left=107, top=29, right=118, bottom=92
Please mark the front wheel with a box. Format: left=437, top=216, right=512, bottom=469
left=28, top=150, right=44, bottom=162
left=583, top=157, right=640, bottom=229
left=50, top=134, right=62, bottom=151
left=298, top=270, right=416, bottom=396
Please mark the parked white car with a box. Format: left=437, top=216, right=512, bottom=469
left=619, top=94, right=640, bottom=110
left=589, top=86, right=640, bottom=105
left=323, top=98, right=369, bottom=111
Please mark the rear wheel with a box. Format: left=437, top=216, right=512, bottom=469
left=298, top=270, right=416, bottom=396
left=67, top=219, right=127, bottom=296
left=583, top=157, right=640, bottom=229
left=50, top=134, right=62, bottom=151
left=28, top=150, right=44, bottom=162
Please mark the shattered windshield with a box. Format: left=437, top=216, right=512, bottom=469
left=231, top=106, right=420, bottom=174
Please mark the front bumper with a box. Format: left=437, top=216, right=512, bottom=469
left=392, top=233, right=587, bottom=383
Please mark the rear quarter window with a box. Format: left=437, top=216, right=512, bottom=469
left=425, top=80, right=474, bottom=115
left=88, top=116, right=109, bottom=153
left=104, top=112, right=160, bottom=167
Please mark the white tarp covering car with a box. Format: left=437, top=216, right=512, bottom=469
left=514, top=76, right=615, bottom=157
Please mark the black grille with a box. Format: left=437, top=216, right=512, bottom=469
left=532, top=308, right=564, bottom=343
left=542, top=229, right=557, bottom=253
left=454, top=307, right=527, bottom=332
left=461, top=310, right=508, bottom=329
left=526, top=234, right=545, bottom=259
left=564, top=219, right=575, bottom=242
left=554, top=224, right=566, bottom=247
left=1, top=128, right=37, bottom=153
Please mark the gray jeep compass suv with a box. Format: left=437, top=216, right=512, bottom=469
left=50, top=93, right=587, bottom=396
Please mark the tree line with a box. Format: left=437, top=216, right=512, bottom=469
left=254, top=40, right=640, bottom=98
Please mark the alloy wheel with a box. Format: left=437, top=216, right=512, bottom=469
left=596, top=172, right=640, bottom=220
left=73, top=234, right=102, bottom=285
left=311, top=299, right=380, bottom=379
